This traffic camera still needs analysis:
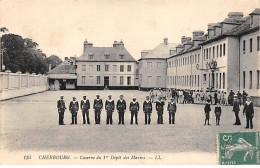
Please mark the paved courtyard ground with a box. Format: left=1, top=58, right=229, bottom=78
left=0, top=90, right=259, bottom=153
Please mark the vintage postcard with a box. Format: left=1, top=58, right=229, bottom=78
left=0, top=0, right=259, bottom=165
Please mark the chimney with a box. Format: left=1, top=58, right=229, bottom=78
left=65, top=57, right=68, bottom=61
left=164, top=38, right=168, bottom=45
left=83, top=39, right=93, bottom=52
left=228, top=12, right=243, bottom=20
left=192, top=31, right=204, bottom=39
left=48, top=64, right=52, bottom=72
left=169, top=49, right=176, bottom=56
left=181, top=36, right=191, bottom=44
left=249, top=8, right=260, bottom=27
left=113, top=40, right=124, bottom=49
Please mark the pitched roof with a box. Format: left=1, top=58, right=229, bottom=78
left=250, top=8, right=260, bottom=15
left=77, top=47, right=136, bottom=62
left=140, top=42, right=179, bottom=59
left=48, top=63, right=76, bottom=74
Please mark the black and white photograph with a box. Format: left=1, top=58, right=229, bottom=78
left=0, top=0, right=259, bottom=165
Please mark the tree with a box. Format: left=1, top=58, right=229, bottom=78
left=44, top=55, right=62, bottom=70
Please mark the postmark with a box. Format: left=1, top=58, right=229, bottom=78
left=218, top=131, right=260, bottom=165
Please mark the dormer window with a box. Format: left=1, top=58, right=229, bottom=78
left=119, top=54, right=124, bottom=59
left=104, top=54, right=110, bottom=59
left=88, top=54, right=94, bottom=59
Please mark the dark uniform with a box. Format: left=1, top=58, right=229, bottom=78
left=243, top=101, right=254, bottom=129
left=57, top=99, right=66, bottom=125
left=237, top=91, right=242, bottom=105
left=69, top=100, right=79, bottom=124
left=143, top=100, right=152, bottom=124
left=214, top=106, right=222, bottom=125
left=80, top=99, right=90, bottom=124
left=156, top=100, right=165, bottom=124
left=93, top=98, right=103, bottom=124
left=228, top=90, right=235, bottom=105
left=105, top=99, right=115, bottom=125
left=116, top=99, right=126, bottom=124
left=167, top=102, right=177, bottom=124
left=129, top=101, right=139, bottom=125
left=204, top=103, right=211, bottom=125
left=242, top=91, right=248, bottom=105
left=233, top=99, right=241, bottom=125
left=214, top=92, right=218, bottom=105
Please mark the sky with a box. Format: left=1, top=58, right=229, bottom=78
left=0, top=0, right=259, bottom=60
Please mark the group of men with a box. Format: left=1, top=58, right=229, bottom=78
left=57, top=94, right=177, bottom=126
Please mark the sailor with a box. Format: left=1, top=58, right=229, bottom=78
left=105, top=95, right=115, bottom=125
left=69, top=96, right=79, bottom=124
left=167, top=97, right=177, bottom=124
left=80, top=95, right=90, bottom=124
left=214, top=102, right=222, bottom=125
left=143, top=96, right=152, bottom=125
left=156, top=97, right=165, bottom=124
left=204, top=99, right=211, bottom=126
left=57, top=95, right=66, bottom=125
left=233, top=95, right=241, bottom=125
left=93, top=94, right=103, bottom=124
left=243, top=96, right=254, bottom=129
left=129, top=97, right=139, bottom=125
left=116, top=95, right=126, bottom=125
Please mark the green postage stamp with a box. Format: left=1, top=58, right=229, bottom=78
left=218, top=131, right=260, bottom=165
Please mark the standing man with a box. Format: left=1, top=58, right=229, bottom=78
left=69, top=96, right=79, bottom=125
left=237, top=90, right=242, bottom=106
left=214, top=91, right=218, bottom=105
left=80, top=95, right=90, bottom=125
left=242, top=90, right=248, bottom=105
left=214, top=102, right=222, bottom=125
left=156, top=97, right=165, bottom=124
left=129, top=97, right=139, bottom=125
left=243, top=96, right=254, bottom=129
left=105, top=95, right=115, bottom=125
left=143, top=96, right=152, bottom=125
left=93, top=94, right=103, bottom=124
left=57, top=95, right=66, bottom=125
left=232, top=95, right=241, bottom=125
left=204, top=99, right=211, bottom=126
left=116, top=95, right=126, bottom=125
left=229, top=90, right=235, bottom=106
left=167, top=98, right=177, bottom=124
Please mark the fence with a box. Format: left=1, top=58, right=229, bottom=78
left=0, top=71, right=48, bottom=100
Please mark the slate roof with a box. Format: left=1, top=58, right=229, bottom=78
left=140, top=42, right=179, bottom=59
left=77, top=47, right=136, bottom=62
left=48, top=63, right=76, bottom=74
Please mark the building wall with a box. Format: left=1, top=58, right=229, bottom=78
left=76, top=61, right=137, bottom=88
left=167, top=49, right=202, bottom=91
left=240, top=30, right=260, bottom=102
left=139, top=59, right=167, bottom=89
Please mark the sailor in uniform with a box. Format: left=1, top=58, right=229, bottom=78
left=116, top=95, right=126, bottom=125
left=105, top=95, right=115, bottom=125
left=93, top=94, right=103, bottom=124
left=69, top=96, right=79, bottom=124
left=167, top=98, right=177, bottom=124
left=143, top=96, right=152, bottom=125
left=57, top=95, right=66, bottom=125
left=80, top=95, right=90, bottom=124
left=129, top=97, right=139, bottom=125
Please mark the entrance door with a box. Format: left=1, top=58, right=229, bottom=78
left=104, top=76, right=109, bottom=89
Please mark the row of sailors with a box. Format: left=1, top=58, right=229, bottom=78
left=57, top=94, right=177, bottom=125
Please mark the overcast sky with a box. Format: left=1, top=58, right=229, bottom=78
left=0, top=0, right=259, bottom=60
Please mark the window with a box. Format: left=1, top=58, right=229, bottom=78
left=257, top=70, right=260, bottom=89
left=223, top=72, right=225, bottom=89
left=204, top=74, right=206, bottom=83
left=88, top=54, right=94, bottom=59
left=212, top=47, right=215, bottom=58
left=243, top=40, right=246, bottom=54
left=127, top=65, right=131, bottom=72
left=216, top=45, right=219, bottom=57
left=120, top=65, right=124, bottom=72
left=82, top=65, right=86, bottom=71
left=250, top=38, right=253, bottom=52
left=195, top=54, right=197, bottom=63
left=209, top=48, right=211, bottom=59
left=198, top=54, right=200, bottom=63
left=82, top=76, right=86, bottom=84
left=113, top=65, right=117, bottom=72
left=243, top=71, right=246, bottom=89
left=89, top=76, right=93, bottom=85
left=112, top=76, right=116, bottom=85
left=223, top=43, right=226, bottom=56
left=97, top=65, right=100, bottom=71
left=127, top=76, right=131, bottom=85
left=104, top=54, right=110, bottom=59
left=97, top=76, right=101, bottom=84
left=89, top=65, right=93, bottom=71
left=156, top=76, right=161, bottom=86
left=198, top=75, right=200, bottom=87
left=203, top=49, right=206, bottom=60
left=105, top=65, right=109, bottom=72
left=120, top=76, right=124, bottom=85
left=157, top=62, right=161, bottom=68
left=147, top=62, right=152, bottom=69
left=219, top=73, right=222, bottom=89
left=257, top=36, right=260, bottom=51
left=220, top=44, right=222, bottom=57
left=119, top=54, right=124, bottom=59
left=206, top=48, right=208, bottom=59
left=249, top=71, right=252, bottom=89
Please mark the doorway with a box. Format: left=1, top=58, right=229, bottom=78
left=104, top=76, right=109, bottom=89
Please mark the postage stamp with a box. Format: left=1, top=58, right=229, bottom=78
left=218, top=131, right=260, bottom=165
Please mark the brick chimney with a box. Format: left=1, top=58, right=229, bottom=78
left=113, top=40, right=124, bottom=49
left=228, top=12, right=243, bottom=20
left=164, top=38, right=168, bottom=45
left=83, top=39, right=93, bottom=52
left=48, top=64, right=52, bottom=72
left=181, top=36, right=191, bottom=44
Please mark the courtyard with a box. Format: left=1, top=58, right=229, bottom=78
left=0, top=90, right=259, bottom=154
